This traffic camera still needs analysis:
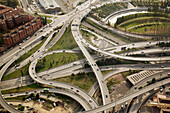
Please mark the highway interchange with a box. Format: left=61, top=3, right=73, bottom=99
left=0, top=0, right=170, bottom=113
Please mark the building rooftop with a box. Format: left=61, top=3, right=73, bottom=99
left=0, top=5, right=12, bottom=15
left=39, top=0, right=60, bottom=10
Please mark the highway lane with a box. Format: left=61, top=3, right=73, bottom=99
left=104, top=41, right=169, bottom=52
left=80, top=28, right=118, bottom=46
left=3, top=88, right=91, bottom=111
left=81, top=38, right=170, bottom=61
left=29, top=59, right=99, bottom=109
left=0, top=17, right=64, bottom=67
left=103, top=8, right=147, bottom=22
left=1, top=0, right=170, bottom=112
left=1, top=62, right=170, bottom=91
left=83, top=78, right=170, bottom=113
left=119, top=47, right=170, bottom=56
left=0, top=57, right=23, bottom=113
left=0, top=54, right=169, bottom=113
left=71, top=9, right=111, bottom=106
left=0, top=1, right=95, bottom=111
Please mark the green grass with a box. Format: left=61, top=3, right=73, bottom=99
left=115, top=48, right=139, bottom=54
left=121, top=70, right=141, bottom=79
left=15, top=39, right=46, bottom=65
left=54, top=72, right=97, bottom=92
left=1, top=83, right=45, bottom=94
left=80, top=29, right=98, bottom=46
left=128, top=23, right=170, bottom=36
left=49, top=26, right=78, bottom=51
left=39, top=15, right=53, bottom=18
left=5, top=95, right=28, bottom=101
left=130, top=0, right=166, bottom=7
left=107, top=78, right=121, bottom=91
left=90, top=2, right=128, bottom=18
left=102, top=70, right=114, bottom=75
left=36, top=53, right=84, bottom=73
left=2, top=63, right=30, bottom=81
left=47, top=19, right=52, bottom=24
left=118, top=17, right=170, bottom=35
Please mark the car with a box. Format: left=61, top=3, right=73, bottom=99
left=37, top=50, right=40, bottom=52
left=97, top=69, right=99, bottom=71
left=161, top=65, right=164, bottom=68
left=106, top=95, right=108, bottom=98
left=63, top=50, right=65, bottom=52
left=19, top=43, right=21, bottom=46
left=18, top=104, right=22, bottom=106
left=71, top=87, right=73, bottom=90
left=102, top=80, right=104, bottom=83
left=10, top=94, right=13, bottom=96
left=26, top=91, right=29, bottom=94
left=89, top=99, right=92, bottom=103
left=142, top=66, right=144, bottom=68
left=160, top=87, right=163, bottom=92
left=50, top=82, right=52, bottom=85
left=27, top=36, right=30, bottom=40
left=76, top=90, right=79, bottom=92
left=34, top=90, right=37, bottom=93
left=131, top=65, right=134, bottom=67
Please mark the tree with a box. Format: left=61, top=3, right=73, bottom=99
left=49, top=62, right=52, bottom=68
left=107, top=21, right=111, bottom=26
left=30, top=93, right=34, bottom=98
left=18, top=106, right=25, bottom=111
left=36, top=93, right=39, bottom=100
left=71, top=73, right=75, bottom=77
left=144, top=25, right=147, bottom=32
left=44, top=17, right=47, bottom=25
left=43, top=58, right=46, bottom=63
left=152, top=78, right=156, bottom=83
left=20, top=70, right=24, bottom=76
left=22, top=97, right=25, bottom=101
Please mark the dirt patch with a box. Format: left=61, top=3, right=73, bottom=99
left=106, top=73, right=131, bottom=101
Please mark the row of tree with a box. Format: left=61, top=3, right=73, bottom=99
left=130, top=0, right=168, bottom=8
left=156, top=42, right=170, bottom=47
left=115, top=12, right=169, bottom=26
